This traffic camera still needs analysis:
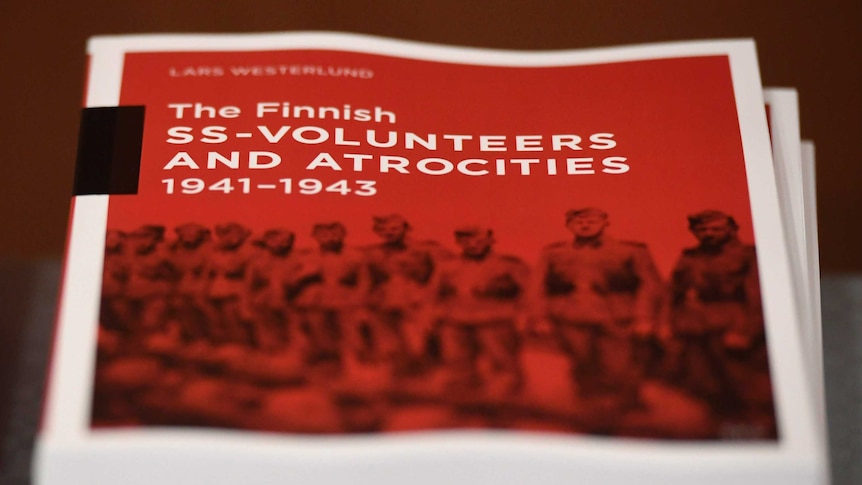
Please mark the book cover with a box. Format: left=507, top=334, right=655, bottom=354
left=36, top=33, right=823, bottom=485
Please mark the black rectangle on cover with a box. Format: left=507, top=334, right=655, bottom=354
left=73, top=106, right=145, bottom=195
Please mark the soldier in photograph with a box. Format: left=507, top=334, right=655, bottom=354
left=245, top=228, right=301, bottom=351
left=534, top=208, right=664, bottom=410
left=167, top=223, right=213, bottom=343
left=92, top=225, right=179, bottom=423
left=669, top=210, right=773, bottom=433
left=100, top=229, right=131, bottom=336
left=123, top=225, right=178, bottom=338
left=364, top=214, right=452, bottom=373
left=206, top=222, right=253, bottom=345
left=291, top=222, right=369, bottom=370
left=433, top=226, right=529, bottom=394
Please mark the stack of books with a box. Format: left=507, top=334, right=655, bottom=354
left=36, top=32, right=827, bottom=485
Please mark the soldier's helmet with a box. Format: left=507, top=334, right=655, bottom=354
left=454, top=225, right=495, bottom=256
left=454, top=225, right=493, bottom=238
left=312, top=221, right=346, bottom=234
left=214, top=222, right=251, bottom=248
left=175, top=222, right=210, bottom=243
left=687, top=210, right=738, bottom=230
left=130, top=224, right=166, bottom=241
left=128, top=225, right=165, bottom=253
left=564, top=207, right=607, bottom=223
left=215, top=222, right=248, bottom=233
left=372, top=214, right=411, bottom=242
left=263, top=227, right=295, bottom=239
left=372, top=214, right=410, bottom=228
left=104, top=230, right=126, bottom=251
left=260, top=228, right=296, bottom=251
left=312, top=222, right=347, bottom=250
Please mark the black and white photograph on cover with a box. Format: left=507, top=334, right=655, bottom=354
left=91, top=207, right=775, bottom=441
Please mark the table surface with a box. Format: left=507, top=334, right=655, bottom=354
left=1, top=261, right=859, bottom=484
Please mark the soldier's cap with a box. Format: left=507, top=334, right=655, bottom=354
left=254, top=228, right=295, bottom=247
left=454, top=225, right=493, bottom=238
left=565, top=207, right=607, bottom=222
left=372, top=214, right=410, bottom=228
left=174, top=222, right=209, bottom=235
left=214, top=222, right=251, bottom=237
left=216, top=222, right=248, bottom=232
left=262, top=228, right=295, bottom=239
left=130, top=224, right=165, bottom=239
left=312, top=222, right=346, bottom=233
left=687, top=210, right=738, bottom=229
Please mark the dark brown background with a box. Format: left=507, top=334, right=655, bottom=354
left=1, top=3, right=861, bottom=481
left=0, top=0, right=860, bottom=271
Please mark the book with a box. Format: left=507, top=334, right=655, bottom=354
left=764, top=87, right=827, bottom=453
left=36, top=33, right=826, bottom=485
left=764, top=90, right=822, bottom=384
left=801, top=139, right=824, bottom=425
left=800, top=139, right=822, bottom=389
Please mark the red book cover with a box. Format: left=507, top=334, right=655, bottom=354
left=36, top=33, right=824, bottom=485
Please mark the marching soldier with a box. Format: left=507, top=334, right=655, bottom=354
left=245, top=228, right=300, bottom=351
left=168, top=223, right=212, bottom=342
left=94, top=226, right=181, bottom=424
left=292, top=222, right=369, bottom=369
left=534, top=208, right=664, bottom=409
left=669, top=210, right=773, bottom=433
left=364, top=214, right=452, bottom=372
left=434, top=226, right=528, bottom=394
left=100, top=229, right=130, bottom=335
left=206, top=222, right=253, bottom=345
left=123, top=225, right=178, bottom=337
